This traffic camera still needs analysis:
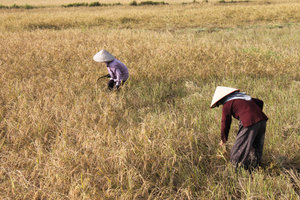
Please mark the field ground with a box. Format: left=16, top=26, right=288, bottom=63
left=0, top=1, right=300, bottom=199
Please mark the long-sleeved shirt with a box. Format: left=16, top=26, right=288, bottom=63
left=106, top=59, right=129, bottom=86
left=221, top=98, right=268, bottom=143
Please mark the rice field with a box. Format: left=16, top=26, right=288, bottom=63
left=1, top=0, right=298, bottom=6
left=0, top=0, right=299, bottom=199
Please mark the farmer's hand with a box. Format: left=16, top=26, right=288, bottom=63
left=219, top=140, right=225, bottom=147
left=216, top=140, right=227, bottom=159
left=219, top=140, right=227, bottom=153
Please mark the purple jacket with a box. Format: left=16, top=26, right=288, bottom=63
left=106, top=59, right=129, bottom=86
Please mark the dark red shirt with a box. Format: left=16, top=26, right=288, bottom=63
left=221, top=98, right=268, bottom=142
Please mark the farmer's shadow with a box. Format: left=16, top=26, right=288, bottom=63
left=262, top=152, right=300, bottom=196
left=262, top=150, right=300, bottom=173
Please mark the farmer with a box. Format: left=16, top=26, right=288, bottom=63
left=93, top=49, right=129, bottom=90
left=210, top=86, right=268, bottom=170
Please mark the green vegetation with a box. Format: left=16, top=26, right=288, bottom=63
left=0, top=3, right=37, bottom=9
left=0, top=1, right=167, bottom=9
left=62, top=1, right=121, bottom=7
left=0, top=1, right=122, bottom=9
left=138, top=1, right=168, bottom=5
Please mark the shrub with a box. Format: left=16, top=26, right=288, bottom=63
left=62, top=2, right=88, bottom=7
left=139, top=1, right=168, bottom=5
left=89, top=2, right=102, bottom=6
left=11, top=4, right=21, bottom=8
left=129, top=1, right=138, bottom=6
left=24, top=4, right=35, bottom=9
left=0, top=4, right=8, bottom=8
left=0, top=3, right=36, bottom=9
left=130, top=1, right=168, bottom=6
left=62, top=2, right=121, bottom=7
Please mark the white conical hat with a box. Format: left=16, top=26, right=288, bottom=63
left=93, top=49, right=115, bottom=63
left=210, top=86, right=239, bottom=108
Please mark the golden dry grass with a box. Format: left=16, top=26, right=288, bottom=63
left=1, top=3, right=300, bottom=31
left=0, top=1, right=300, bottom=199
left=0, top=0, right=300, bottom=6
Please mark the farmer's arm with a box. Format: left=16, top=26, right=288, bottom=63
left=115, top=68, right=122, bottom=88
left=221, top=102, right=232, bottom=143
left=107, top=67, right=114, bottom=81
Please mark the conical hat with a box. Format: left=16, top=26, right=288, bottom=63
left=93, top=49, right=115, bottom=63
left=210, top=86, right=239, bottom=108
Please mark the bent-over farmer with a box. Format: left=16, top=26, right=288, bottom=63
left=210, top=86, right=268, bottom=170
left=93, top=49, right=129, bottom=90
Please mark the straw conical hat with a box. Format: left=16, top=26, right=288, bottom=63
left=210, top=86, right=239, bottom=108
left=93, top=49, right=115, bottom=63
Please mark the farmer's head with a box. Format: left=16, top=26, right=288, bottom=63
left=210, top=86, right=239, bottom=108
left=93, top=49, right=115, bottom=64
